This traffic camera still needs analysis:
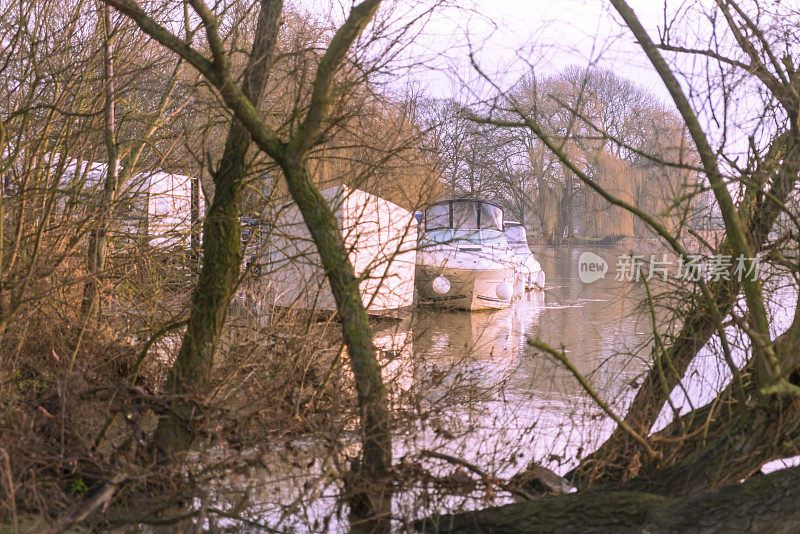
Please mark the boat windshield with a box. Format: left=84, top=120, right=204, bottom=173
left=511, top=242, right=532, bottom=256
left=452, top=202, right=478, bottom=229
left=424, top=200, right=504, bottom=233
left=504, top=225, right=527, bottom=243
left=425, top=204, right=450, bottom=230
left=480, top=203, right=503, bottom=231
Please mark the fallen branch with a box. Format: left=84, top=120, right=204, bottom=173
left=420, top=449, right=535, bottom=501
left=417, top=464, right=800, bottom=533
left=32, top=473, right=127, bottom=534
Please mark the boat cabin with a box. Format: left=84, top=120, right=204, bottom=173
left=256, top=185, right=418, bottom=316
left=422, top=199, right=507, bottom=246
left=503, top=221, right=530, bottom=253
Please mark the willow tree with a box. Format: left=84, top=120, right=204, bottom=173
left=505, top=67, right=693, bottom=243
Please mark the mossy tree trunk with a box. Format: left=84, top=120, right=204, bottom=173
left=152, top=0, right=283, bottom=453
left=277, top=158, right=391, bottom=514
left=111, top=1, right=392, bottom=512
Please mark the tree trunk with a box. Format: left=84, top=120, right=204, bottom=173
left=153, top=0, right=282, bottom=454
left=418, top=465, right=800, bottom=534
left=621, top=408, right=800, bottom=498
left=278, top=158, right=391, bottom=515
left=81, top=3, right=119, bottom=318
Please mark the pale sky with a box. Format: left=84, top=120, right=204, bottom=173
left=299, top=0, right=676, bottom=103
left=297, top=0, right=763, bottom=159
left=405, top=0, right=674, bottom=102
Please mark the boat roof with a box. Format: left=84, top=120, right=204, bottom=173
left=424, top=198, right=504, bottom=211
left=46, top=153, right=195, bottom=194
left=504, top=220, right=523, bottom=228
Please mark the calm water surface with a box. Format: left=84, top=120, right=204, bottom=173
left=220, top=247, right=659, bottom=531
left=393, top=247, right=652, bottom=475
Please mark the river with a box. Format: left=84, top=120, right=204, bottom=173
left=210, top=247, right=660, bottom=532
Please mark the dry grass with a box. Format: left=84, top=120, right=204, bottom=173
left=0, top=255, right=369, bottom=529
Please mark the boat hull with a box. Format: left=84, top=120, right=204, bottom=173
left=416, top=263, right=515, bottom=310
left=518, top=257, right=546, bottom=291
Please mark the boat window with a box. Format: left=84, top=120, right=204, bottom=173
left=453, top=228, right=482, bottom=243
left=504, top=225, right=526, bottom=243
left=479, top=203, right=503, bottom=231
left=452, top=202, right=478, bottom=229
left=425, top=204, right=450, bottom=230
left=479, top=229, right=508, bottom=245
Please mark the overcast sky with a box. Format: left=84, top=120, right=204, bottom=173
left=299, top=0, right=676, bottom=103
left=406, top=0, right=674, bottom=101
left=297, top=0, right=766, bottom=159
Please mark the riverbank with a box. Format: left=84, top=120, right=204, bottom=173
left=530, top=231, right=725, bottom=256
left=1, top=249, right=651, bottom=531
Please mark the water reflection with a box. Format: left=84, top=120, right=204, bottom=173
left=413, top=291, right=545, bottom=363
left=397, top=248, right=649, bottom=483
left=220, top=248, right=655, bottom=531
left=411, top=248, right=648, bottom=400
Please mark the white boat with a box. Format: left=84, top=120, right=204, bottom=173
left=253, top=185, right=418, bottom=317
left=53, top=155, right=203, bottom=248
left=415, top=199, right=521, bottom=310
left=503, top=221, right=546, bottom=290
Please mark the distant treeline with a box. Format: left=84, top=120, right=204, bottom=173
left=422, top=66, right=707, bottom=244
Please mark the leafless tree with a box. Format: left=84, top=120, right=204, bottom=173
left=435, top=1, right=800, bottom=529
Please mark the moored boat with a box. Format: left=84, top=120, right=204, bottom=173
left=416, top=199, right=520, bottom=310
left=254, top=185, right=418, bottom=317
left=503, top=221, right=546, bottom=290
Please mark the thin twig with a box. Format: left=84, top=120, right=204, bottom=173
left=528, top=338, right=660, bottom=461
